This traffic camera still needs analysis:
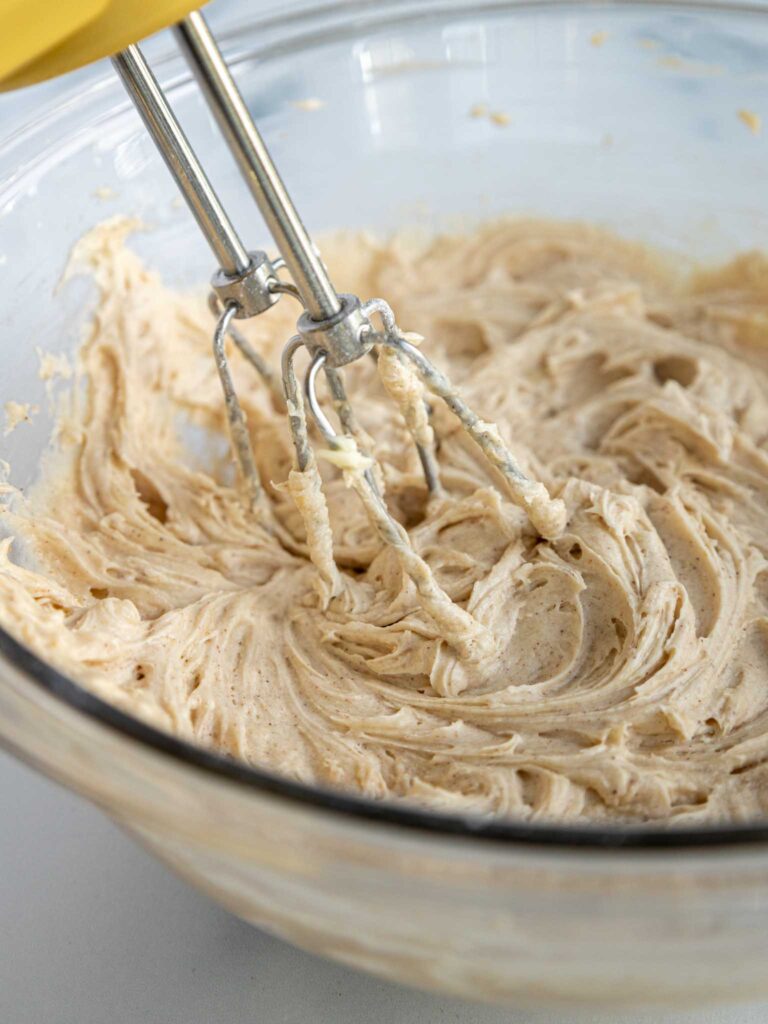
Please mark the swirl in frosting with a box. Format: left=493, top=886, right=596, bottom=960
left=1, top=216, right=767, bottom=824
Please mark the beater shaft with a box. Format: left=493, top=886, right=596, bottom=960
left=112, top=45, right=250, bottom=278
left=174, top=11, right=341, bottom=323
left=113, top=44, right=282, bottom=323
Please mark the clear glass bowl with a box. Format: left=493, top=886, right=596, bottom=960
left=1, top=0, right=768, bottom=1009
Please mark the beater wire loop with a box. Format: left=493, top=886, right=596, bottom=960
left=211, top=301, right=262, bottom=507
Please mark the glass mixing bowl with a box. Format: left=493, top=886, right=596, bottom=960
left=1, top=0, right=768, bottom=1010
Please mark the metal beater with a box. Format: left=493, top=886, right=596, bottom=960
left=112, top=12, right=566, bottom=652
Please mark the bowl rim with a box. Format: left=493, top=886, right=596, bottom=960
left=3, top=0, right=768, bottom=852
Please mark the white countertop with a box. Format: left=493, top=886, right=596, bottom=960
left=1, top=749, right=767, bottom=1024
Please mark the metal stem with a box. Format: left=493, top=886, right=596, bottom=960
left=362, top=299, right=441, bottom=495
left=174, top=11, right=342, bottom=322
left=207, top=293, right=285, bottom=407
left=112, top=46, right=250, bottom=278
left=212, top=303, right=261, bottom=505
left=281, top=336, right=314, bottom=472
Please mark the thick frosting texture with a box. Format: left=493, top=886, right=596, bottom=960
left=2, top=217, right=768, bottom=824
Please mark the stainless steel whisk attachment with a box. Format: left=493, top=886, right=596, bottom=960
left=112, top=11, right=566, bottom=651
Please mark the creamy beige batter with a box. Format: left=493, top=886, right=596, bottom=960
left=2, top=215, right=768, bottom=824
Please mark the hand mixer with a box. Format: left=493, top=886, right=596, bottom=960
left=0, top=1, right=566, bottom=656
